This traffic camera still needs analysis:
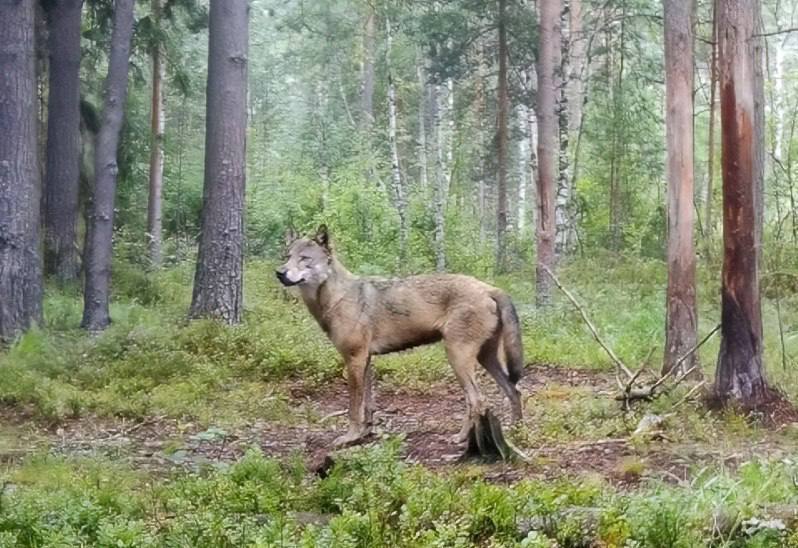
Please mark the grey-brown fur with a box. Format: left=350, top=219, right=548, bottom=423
left=276, top=225, right=525, bottom=447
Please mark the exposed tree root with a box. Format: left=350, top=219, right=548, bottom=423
left=460, top=409, right=528, bottom=463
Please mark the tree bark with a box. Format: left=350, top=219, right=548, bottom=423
left=81, top=0, right=136, bottom=331
left=433, top=81, right=447, bottom=272
left=662, top=0, right=698, bottom=376
left=147, top=0, right=166, bottom=267
left=189, top=0, right=248, bottom=324
left=386, top=18, right=407, bottom=261
left=705, top=0, right=718, bottom=247
left=359, top=2, right=376, bottom=132
left=416, top=57, right=429, bottom=192
left=496, top=0, right=510, bottom=273
left=555, top=1, right=572, bottom=255
left=42, top=0, right=83, bottom=284
left=714, top=0, right=771, bottom=405
left=536, top=0, right=560, bottom=306
left=0, top=0, right=43, bottom=341
left=517, top=104, right=529, bottom=233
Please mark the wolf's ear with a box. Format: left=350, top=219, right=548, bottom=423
left=284, top=227, right=298, bottom=246
left=314, top=224, right=331, bottom=250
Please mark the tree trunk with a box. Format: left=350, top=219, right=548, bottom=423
left=433, top=82, right=447, bottom=272
left=0, top=0, right=43, bottom=342
left=416, top=57, right=429, bottom=191
left=496, top=0, right=510, bottom=272
left=42, top=0, right=83, bottom=284
left=386, top=18, right=407, bottom=261
left=609, top=1, right=626, bottom=253
left=714, top=0, right=771, bottom=405
left=705, top=0, right=718, bottom=248
left=536, top=0, right=560, bottom=306
left=147, top=0, right=166, bottom=267
left=189, top=0, right=248, bottom=324
left=517, top=105, right=529, bottom=233
left=662, top=0, right=698, bottom=376
left=81, top=0, right=135, bottom=331
left=359, top=2, right=375, bottom=131
left=555, top=2, right=572, bottom=255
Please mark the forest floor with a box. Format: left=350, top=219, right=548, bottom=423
left=3, top=364, right=796, bottom=490
left=1, top=257, right=797, bottom=546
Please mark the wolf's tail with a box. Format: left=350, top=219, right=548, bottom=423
left=491, top=292, right=525, bottom=384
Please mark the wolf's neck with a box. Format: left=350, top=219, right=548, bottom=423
left=301, top=258, right=357, bottom=331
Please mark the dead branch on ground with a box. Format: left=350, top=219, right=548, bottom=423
left=541, top=266, right=720, bottom=409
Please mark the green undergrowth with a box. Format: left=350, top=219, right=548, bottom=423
left=0, top=255, right=795, bottom=423
left=1, top=440, right=798, bottom=547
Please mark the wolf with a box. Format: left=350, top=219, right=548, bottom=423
left=276, top=225, right=525, bottom=447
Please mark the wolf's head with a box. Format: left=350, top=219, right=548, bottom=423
left=275, top=225, right=333, bottom=288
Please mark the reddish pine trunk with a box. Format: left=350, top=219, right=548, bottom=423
left=81, top=0, right=136, bottom=331
left=662, top=0, right=698, bottom=375
left=714, top=0, right=771, bottom=404
left=43, top=0, right=83, bottom=283
left=0, top=0, right=43, bottom=341
left=536, top=0, right=560, bottom=305
left=189, top=0, right=249, bottom=324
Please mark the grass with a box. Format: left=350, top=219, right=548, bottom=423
left=1, top=443, right=798, bottom=546
left=0, top=253, right=796, bottom=546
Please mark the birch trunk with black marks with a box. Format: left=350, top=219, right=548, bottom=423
left=517, top=105, right=529, bottom=233
left=416, top=57, right=429, bottom=191
left=433, top=81, right=447, bottom=272
left=0, top=0, right=43, bottom=341
left=714, top=0, right=772, bottom=405
left=147, top=0, right=166, bottom=267
left=496, top=0, right=510, bottom=272
left=189, top=0, right=249, bottom=324
left=609, top=2, right=626, bottom=253
left=475, top=40, right=488, bottom=246
left=386, top=18, right=407, bottom=261
left=555, top=1, right=572, bottom=255
left=81, top=0, right=136, bottom=331
left=662, top=0, right=698, bottom=376
left=42, top=0, right=83, bottom=284
left=359, top=3, right=376, bottom=132
left=536, top=0, right=560, bottom=306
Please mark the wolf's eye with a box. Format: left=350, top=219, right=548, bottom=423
left=299, top=256, right=312, bottom=262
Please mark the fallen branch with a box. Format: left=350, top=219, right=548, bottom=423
left=541, top=265, right=721, bottom=408
left=541, top=265, right=634, bottom=379
left=615, top=325, right=720, bottom=407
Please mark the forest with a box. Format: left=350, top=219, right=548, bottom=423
left=1, top=0, right=798, bottom=545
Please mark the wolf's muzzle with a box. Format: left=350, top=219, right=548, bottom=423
left=275, top=270, right=303, bottom=287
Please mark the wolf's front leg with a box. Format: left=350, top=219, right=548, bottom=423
left=334, top=351, right=374, bottom=447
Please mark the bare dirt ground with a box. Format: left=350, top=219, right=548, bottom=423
left=1, top=365, right=795, bottom=488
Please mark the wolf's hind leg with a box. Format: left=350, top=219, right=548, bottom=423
left=334, top=351, right=374, bottom=448
left=445, top=342, right=487, bottom=443
left=478, top=337, right=523, bottom=422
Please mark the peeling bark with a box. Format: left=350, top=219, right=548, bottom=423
left=714, top=0, right=772, bottom=405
